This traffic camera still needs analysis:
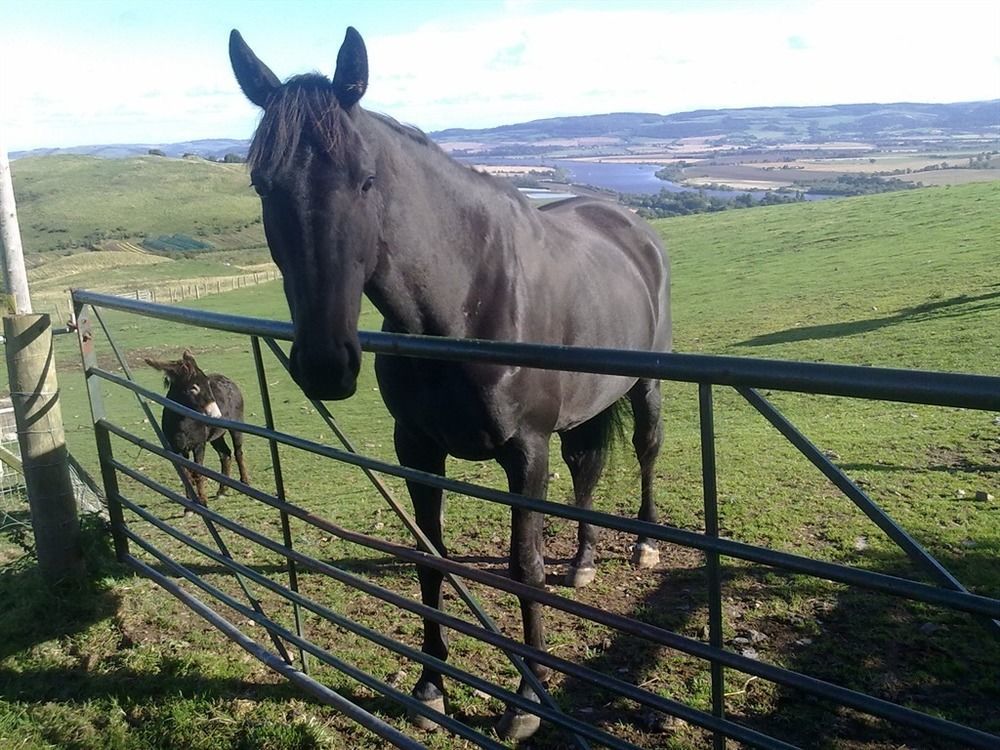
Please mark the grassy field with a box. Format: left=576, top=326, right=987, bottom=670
left=1, top=182, right=999, bottom=749
left=10, top=155, right=264, bottom=256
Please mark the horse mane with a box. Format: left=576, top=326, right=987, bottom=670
left=248, top=74, right=347, bottom=177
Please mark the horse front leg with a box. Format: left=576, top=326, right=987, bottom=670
left=496, top=432, right=551, bottom=741
left=394, top=424, right=449, bottom=730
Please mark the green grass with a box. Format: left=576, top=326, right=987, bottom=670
left=1, top=181, right=999, bottom=749
left=10, top=155, right=264, bottom=255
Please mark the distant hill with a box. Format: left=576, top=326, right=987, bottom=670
left=11, top=100, right=997, bottom=161
left=432, top=101, right=1000, bottom=156
left=11, top=138, right=251, bottom=161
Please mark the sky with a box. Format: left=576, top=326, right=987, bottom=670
left=2, top=0, right=999, bottom=152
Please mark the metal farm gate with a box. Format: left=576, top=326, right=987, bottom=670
left=71, top=289, right=1000, bottom=749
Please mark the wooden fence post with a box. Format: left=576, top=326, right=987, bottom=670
left=4, top=313, right=85, bottom=583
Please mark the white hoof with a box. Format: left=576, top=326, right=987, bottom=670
left=633, top=542, right=660, bottom=570
left=496, top=707, right=542, bottom=740
left=565, top=566, right=597, bottom=588
left=408, top=695, right=447, bottom=732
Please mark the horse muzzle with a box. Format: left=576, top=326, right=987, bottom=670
left=289, top=339, right=360, bottom=401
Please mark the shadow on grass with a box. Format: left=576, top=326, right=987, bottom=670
left=0, top=515, right=128, bottom=663
left=545, top=539, right=1000, bottom=750
left=739, top=290, right=1000, bottom=347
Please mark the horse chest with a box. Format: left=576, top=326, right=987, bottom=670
left=374, top=355, right=518, bottom=460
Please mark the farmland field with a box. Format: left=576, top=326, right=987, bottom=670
left=1, top=182, right=999, bottom=749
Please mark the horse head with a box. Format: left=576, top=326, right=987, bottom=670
left=145, top=350, right=223, bottom=419
left=230, top=28, right=379, bottom=401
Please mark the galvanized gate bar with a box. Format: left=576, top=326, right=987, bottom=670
left=255, top=337, right=588, bottom=749
left=739, top=385, right=1000, bottom=635
left=100, top=422, right=1000, bottom=749
left=72, top=290, right=1000, bottom=748
left=113, top=484, right=645, bottom=750
left=71, top=290, right=1000, bottom=411
left=91, top=379, right=1000, bottom=620
left=80, top=304, right=294, bottom=665
left=124, top=556, right=428, bottom=750
left=113, top=459, right=801, bottom=750
left=700, top=384, right=726, bottom=750
left=250, top=336, right=310, bottom=671
left=121, top=532, right=507, bottom=750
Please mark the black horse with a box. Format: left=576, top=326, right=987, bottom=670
left=146, top=351, right=250, bottom=505
left=230, top=27, right=671, bottom=739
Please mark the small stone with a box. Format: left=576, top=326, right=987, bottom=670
left=386, top=669, right=407, bottom=686
left=795, top=637, right=813, bottom=646
left=974, top=491, right=994, bottom=501
left=961, top=538, right=977, bottom=548
left=472, top=689, right=491, bottom=700
left=747, top=629, right=769, bottom=644
left=548, top=471, right=560, bottom=481
left=956, top=489, right=967, bottom=498
left=732, top=636, right=750, bottom=646
left=854, top=536, right=869, bottom=551
left=741, top=647, right=759, bottom=659
left=578, top=707, right=594, bottom=714
left=640, top=710, right=683, bottom=734
left=919, top=622, right=945, bottom=636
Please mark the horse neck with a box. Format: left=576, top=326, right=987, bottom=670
left=362, top=111, right=539, bottom=337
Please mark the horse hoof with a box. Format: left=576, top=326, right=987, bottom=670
left=496, top=708, right=541, bottom=740
left=408, top=695, right=447, bottom=732
left=633, top=543, right=660, bottom=569
left=565, top=566, right=597, bottom=588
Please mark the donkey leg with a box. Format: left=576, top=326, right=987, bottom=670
left=210, top=436, right=233, bottom=497
left=496, top=432, right=551, bottom=741
left=629, top=378, right=664, bottom=569
left=395, top=424, right=450, bottom=731
left=191, top=443, right=208, bottom=506
left=231, top=430, right=251, bottom=486
left=559, top=412, right=611, bottom=588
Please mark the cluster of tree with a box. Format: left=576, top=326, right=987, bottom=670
left=147, top=149, right=246, bottom=163
left=622, top=188, right=804, bottom=218
left=799, top=173, right=916, bottom=196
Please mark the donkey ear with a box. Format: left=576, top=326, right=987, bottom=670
left=145, top=357, right=169, bottom=372
left=230, top=29, right=280, bottom=108
left=181, top=350, right=198, bottom=367
left=332, top=27, right=368, bottom=109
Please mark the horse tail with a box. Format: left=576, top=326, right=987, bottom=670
left=600, top=394, right=633, bottom=458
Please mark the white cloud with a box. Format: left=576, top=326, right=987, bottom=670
left=4, top=1, right=998, bottom=150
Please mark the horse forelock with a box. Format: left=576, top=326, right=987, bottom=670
left=248, top=74, right=349, bottom=178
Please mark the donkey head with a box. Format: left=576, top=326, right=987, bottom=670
left=145, top=350, right=223, bottom=419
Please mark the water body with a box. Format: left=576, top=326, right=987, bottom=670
left=461, top=156, right=828, bottom=201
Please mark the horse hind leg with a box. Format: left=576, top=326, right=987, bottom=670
left=629, top=378, right=664, bottom=569
left=559, top=410, right=612, bottom=588
left=210, top=435, right=233, bottom=497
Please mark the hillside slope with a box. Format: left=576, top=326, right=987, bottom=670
left=657, top=181, right=1000, bottom=374
left=10, top=155, right=264, bottom=256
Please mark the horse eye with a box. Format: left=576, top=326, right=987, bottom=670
left=362, top=175, right=376, bottom=193
left=251, top=175, right=271, bottom=197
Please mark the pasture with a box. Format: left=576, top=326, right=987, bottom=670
left=1, top=182, right=998, bottom=748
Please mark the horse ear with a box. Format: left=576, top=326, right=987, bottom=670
left=229, top=29, right=280, bottom=108
left=332, top=27, right=368, bottom=109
